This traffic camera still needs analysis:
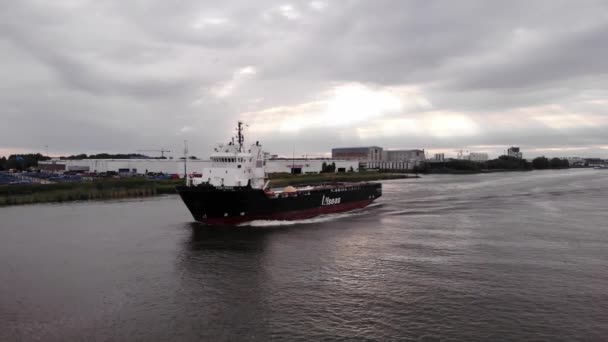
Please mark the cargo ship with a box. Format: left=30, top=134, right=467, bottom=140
left=176, top=122, right=382, bottom=225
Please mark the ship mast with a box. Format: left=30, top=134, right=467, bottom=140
left=236, top=121, right=245, bottom=152
left=183, top=140, right=188, bottom=185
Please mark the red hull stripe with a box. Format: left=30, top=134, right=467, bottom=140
left=201, top=199, right=375, bottom=225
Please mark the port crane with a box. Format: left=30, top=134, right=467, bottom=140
left=137, top=149, right=171, bottom=158
left=454, top=149, right=469, bottom=160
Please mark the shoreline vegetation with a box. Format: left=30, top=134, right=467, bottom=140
left=0, top=178, right=181, bottom=207
left=0, top=172, right=414, bottom=207
left=415, top=155, right=572, bottom=174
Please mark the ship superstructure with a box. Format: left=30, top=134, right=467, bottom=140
left=191, top=122, right=266, bottom=189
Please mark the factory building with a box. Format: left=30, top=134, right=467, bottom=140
left=433, top=153, right=445, bottom=162
left=265, top=159, right=358, bottom=174
left=40, top=158, right=195, bottom=175
left=38, top=158, right=358, bottom=176
left=507, top=147, right=523, bottom=159
left=331, top=146, right=426, bottom=171
left=366, top=161, right=419, bottom=171
left=332, top=146, right=383, bottom=161
left=565, top=157, right=585, bottom=167
left=383, top=149, right=426, bottom=163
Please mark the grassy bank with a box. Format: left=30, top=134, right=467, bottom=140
left=0, top=172, right=414, bottom=206
left=0, top=178, right=183, bottom=206
left=268, top=171, right=416, bottom=188
left=429, top=168, right=534, bottom=174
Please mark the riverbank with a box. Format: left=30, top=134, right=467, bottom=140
left=268, top=171, right=416, bottom=187
left=0, top=172, right=414, bottom=206
left=428, top=168, right=534, bottom=174
left=0, top=178, right=182, bottom=206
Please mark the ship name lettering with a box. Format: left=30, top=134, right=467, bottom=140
left=321, top=195, right=341, bottom=206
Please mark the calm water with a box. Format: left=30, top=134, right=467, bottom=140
left=1, top=170, right=607, bottom=341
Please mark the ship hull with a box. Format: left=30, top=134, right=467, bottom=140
left=176, top=182, right=382, bottom=225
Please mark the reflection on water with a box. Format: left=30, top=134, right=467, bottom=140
left=1, top=170, right=608, bottom=341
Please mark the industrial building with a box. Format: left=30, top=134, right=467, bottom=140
left=383, top=149, right=426, bottom=163
left=362, top=149, right=427, bottom=171
left=433, top=153, right=445, bottom=162
left=331, top=146, right=426, bottom=171
left=38, top=158, right=359, bottom=176
left=507, top=147, right=523, bottom=159
left=265, top=159, right=358, bottom=174
left=365, top=160, right=420, bottom=171
left=40, top=158, right=193, bottom=175
left=332, top=146, right=383, bottom=161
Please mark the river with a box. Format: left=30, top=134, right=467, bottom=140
left=1, top=169, right=607, bottom=341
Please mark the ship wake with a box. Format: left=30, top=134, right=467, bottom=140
left=239, top=206, right=379, bottom=227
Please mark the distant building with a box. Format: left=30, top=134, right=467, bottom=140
left=363, top=149, right=426, bottom=171
left=366, top=160, right=418, bottom=171
left=383, top=149, right=426, bottom=163
left=565, top=157, right=585, bottom=166
left=467, top=152, right=489, bottom=162
left=331, top=146, right=383, bottom=161
left=38, top=158, right=358, bottom=176
left=433, top=153, right=445, bottom=162
left=265, top=159, right=358, bottom=174
left=507, top=147, right=523, bottom=159
left=584, top=158, right=603, bottom=167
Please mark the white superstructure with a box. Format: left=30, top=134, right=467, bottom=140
left=192, top=122, right=266, bottom=189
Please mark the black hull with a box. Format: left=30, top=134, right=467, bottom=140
left=177, top=182, right=382, bottom=225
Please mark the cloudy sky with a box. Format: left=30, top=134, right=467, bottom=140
left=1, top=0, right=607, bottom=159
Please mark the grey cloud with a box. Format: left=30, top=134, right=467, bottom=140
left=449, top=22, right=608, bottom=91
left=0, top=0, right=607, bottom=158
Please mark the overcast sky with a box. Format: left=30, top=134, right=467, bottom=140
left=1, top=0, right=607, bottom=159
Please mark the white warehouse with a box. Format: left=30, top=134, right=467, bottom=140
left=39, top=158, right=359, bottom=176
left=265, top=159, right=358, bottom=174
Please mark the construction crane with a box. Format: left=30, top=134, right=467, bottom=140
left=454, top=149, right=469, bottom=160
left=137, top=149, right=171, bottom=158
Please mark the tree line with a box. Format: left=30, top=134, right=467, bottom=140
left=417, top=155, right=570, bottom=173
left=0, top=154, right=50, bottom=171
left=321, top=162, right=336, bottom=173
